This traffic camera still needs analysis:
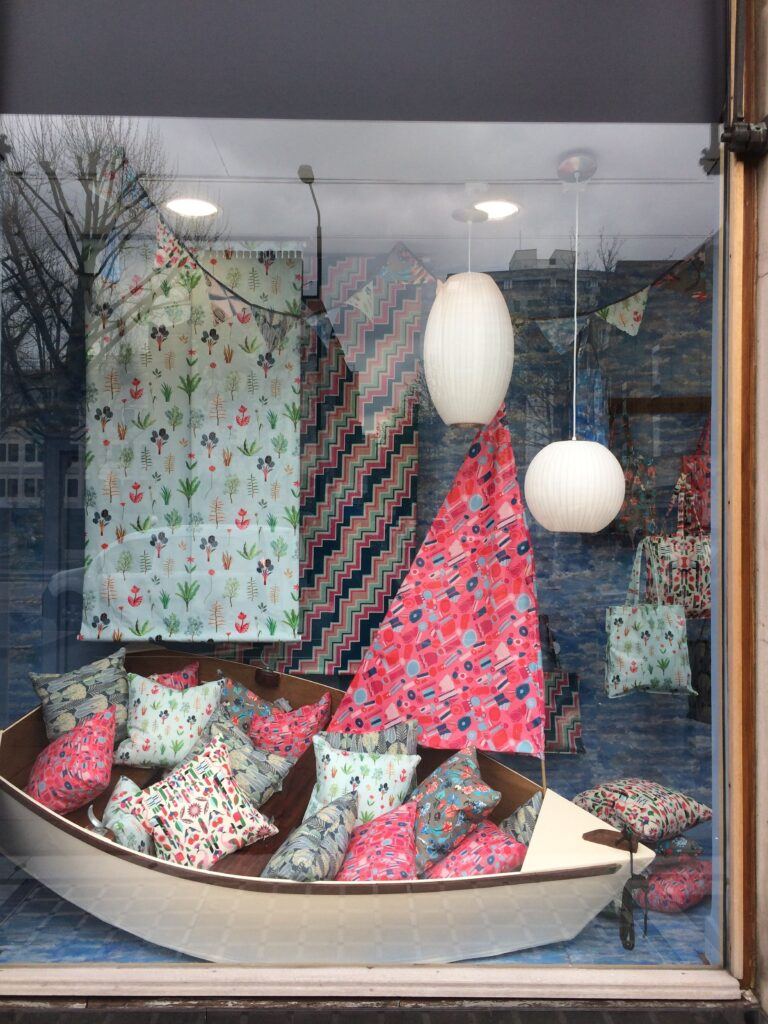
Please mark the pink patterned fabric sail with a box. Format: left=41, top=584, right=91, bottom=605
left=331, top=407, right=545, bottom=755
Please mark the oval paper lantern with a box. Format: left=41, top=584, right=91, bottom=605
left=524, top=439, right=625, bottom=533
left=424, top=272, right=514, bottom=427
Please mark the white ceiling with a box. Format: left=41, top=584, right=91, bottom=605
left=5, top=116, right=721, bottom=275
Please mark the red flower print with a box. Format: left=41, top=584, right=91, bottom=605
left=127, top=585, right=142, bottom=607
left=128, top=481, right=143, bottom=504
left=234, top=612, right=249, bottom=634
left=129, top=379, right=144, bottom=400
left=235, top=405, right=250, bottom=427
left=235, top=508, right=250, bottom=530
left=236, top=308, right=251, bottom=325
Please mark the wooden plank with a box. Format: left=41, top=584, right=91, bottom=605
left=724, top=0, right=758, bottom=989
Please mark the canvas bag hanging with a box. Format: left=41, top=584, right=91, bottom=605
left=680, top=417, right=711, bottom=532
left=605, top=543, right=693, bottom=699
left=644, top=474, right=711, bottom=619
left=614, top=403, right=657, bottom=544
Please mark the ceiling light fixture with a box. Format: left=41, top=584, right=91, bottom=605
left=165, top=198, right=218, bottom=218
left=473, top=199, right=519, bottom=221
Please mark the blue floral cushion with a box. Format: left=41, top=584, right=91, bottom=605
left=410, top=747, right=500, bottom=876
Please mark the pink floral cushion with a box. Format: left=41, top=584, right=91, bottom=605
left=423, top=821, right=527, bottom=880
left=335, top=801, right=418, bottom=881
left=136, top=738, right=277, bottom=869
left=26, top=708, right=116, bottom=814
left=149, top=662, right=199, bottom=691
left=249, top=692, right=331, bottom=761
left=645, top=856, right=712, bottom=913
left=573, top=778, right=712, bottom=843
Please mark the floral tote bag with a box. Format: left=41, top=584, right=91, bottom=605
left=644, top=474, right=711, bottom=619
left=681, top=417, right=711, bottom=532
left=605, top=542, right=693, bottom=699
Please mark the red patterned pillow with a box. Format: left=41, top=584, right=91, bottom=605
left=26, top=708, right=116, bottom=814
left=149, top=662, right=199, bottom=691
left=573, top=778, right=711, bottom=842
left=335, top=801, right=418, bottom=881
left=248, top=693, right=331, bottom=761
left=645, top=856, right=712, bottom=913
left=423, top=821, right=527, bottom=880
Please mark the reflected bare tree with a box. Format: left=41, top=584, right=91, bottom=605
left=0, top=116, right=171, bottom=441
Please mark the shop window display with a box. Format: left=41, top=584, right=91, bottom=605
left=0, top=115, right=720, bottom=968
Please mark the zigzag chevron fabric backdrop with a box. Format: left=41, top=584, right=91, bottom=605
left=221, top=246, right=434, bottom=675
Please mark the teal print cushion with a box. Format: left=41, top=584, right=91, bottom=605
left=499, top=790, right=544, bottom=846
left=218, top=677, right=292, bottom=730
left=115, top=674, right=220, bottom=768
left=174, top=705, right=293, bottom=807
left=262, top=794, right=357, bottom=882
left=322, top=720, right=420, bottom=755
left=410, top=747, right=501, bottom=876
left=31, top=648, right=129, bottom=743
left=303, top=735, right=420, bottom=825
left=89, top=776, right=155, bottom=856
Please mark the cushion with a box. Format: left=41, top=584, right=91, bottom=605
left=322, top=721, right=420, bottom=755
left=219, top=677, right=292, bottom=730
left=96, top=776, right=155, bottom=855
left=544, top=671, right=585, bottom=754
left=424, top=821, right=527, bottom=880
left=115, top=675, right=220, bottom=767
left=573, top=778, right=712, bottom=843
left=30, top=648, right=128, bottom=742
left=149, top=662, right=199, bottom=691
left=140, top=738, right=276, bottom=869
left=645, top=856, right=712, bottom=913
left=410, top=747, right=501, bottom=876
left=26, top=708, right=116, bottom=814
left=656, top=835, right=704, bottom=857
left=335, top=801, right=418, bottom=881
left=304, top=735, right=420, bottom=825
left=249, top=692, right=331, bottom=761
left=175, top=706, right=292, bottom=807
left=500, top=790, right=544, bottom=846
left=262, top=794, right=357, bottom=882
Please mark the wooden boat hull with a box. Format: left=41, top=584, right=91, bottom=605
left=0, top=650, right=654, bottom=963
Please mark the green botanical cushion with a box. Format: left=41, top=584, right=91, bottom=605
left=90, top=776, right=155, bottom=856
left=175, top=705, right=292, bottom=807
left=31, top=648, right=129, bottom=743
left=322, top=721, right=420, bottom=755
left=262, top=794, right=357, bottom=882
left=499, top=790, right=543, bottom=846
left=115, top=674, right=220, bottom=767
left=410, top=747, right=501, bottom=876
left=303, top=735, right=421, bottom=825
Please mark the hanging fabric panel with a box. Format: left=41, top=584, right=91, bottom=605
left=81, top=228, right=302, bottom=642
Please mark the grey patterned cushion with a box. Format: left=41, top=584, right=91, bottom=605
left=500, top=790, right=543, bottom=846
left=31, top=648, right=128, bottom=743
left=322, top=720, right=420, bottom=755
left=261, top=795, right=357, bottom=881
left=174, top=706, right=292, bottom=807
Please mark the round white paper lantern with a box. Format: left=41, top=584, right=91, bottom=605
left=524, top=439, right=625, bottom=533
left=424, top=272, right=514, bottom=427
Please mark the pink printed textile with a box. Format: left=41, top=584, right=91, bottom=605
left=424, top=821, right=527, bottom=880
left=26, top=708, right=116, bottom=814
left=331, top=407, right=545, bottom=754
left=335, top=801, right=418, bottom=881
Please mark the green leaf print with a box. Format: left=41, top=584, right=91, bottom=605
left=237, top=439, right=261, bottom=457
left=129, top=619, right=152, bottom=637
left=178, top=373, right=202, bottom=399
left=178, top=477, right=201, bottom=505
left=176, top=580, right=200, bottom=610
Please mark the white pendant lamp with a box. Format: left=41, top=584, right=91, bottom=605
left=524, top=153, right=625, bottom=534
left=424, top=208, right=514, bottom=427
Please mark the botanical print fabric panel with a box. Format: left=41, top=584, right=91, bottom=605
left=81, top=229, right=301, bottom=641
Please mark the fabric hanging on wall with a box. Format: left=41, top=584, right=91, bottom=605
left=261, top=244, right=431, bottom=675
left=331, top=406, right=546, bottom=756
left=81, top=223, right=301, bottom=642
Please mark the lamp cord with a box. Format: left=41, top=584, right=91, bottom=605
left=571, top=174, right=581, bottom=441
left=467, top=218, right=472, bottom=273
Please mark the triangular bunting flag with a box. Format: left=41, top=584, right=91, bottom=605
left=595, top=286, right=649, bottom=337
left=538, top=316, right=588, bottom=352
left=331, top=406, right=545, bottom=755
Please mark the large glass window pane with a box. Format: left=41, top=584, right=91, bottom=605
left=0, top=115, right=722, bottom=969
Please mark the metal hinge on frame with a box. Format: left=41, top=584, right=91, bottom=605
left=721, top=118, right=768, bottom=159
